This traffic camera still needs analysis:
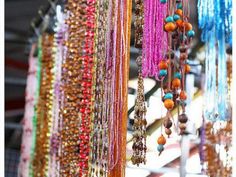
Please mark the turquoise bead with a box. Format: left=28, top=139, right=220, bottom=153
left=177, top=3, right=183, bottom=9
left=164, top=93, right=173, bottom=100
left=173, top=14, right=180, bottom=21
left=174, top=72, right=181, bottom=79
left=159, top=69, right=167, bottom=77
left=157, top=144, right=164, bottom=152
left=160, top=0, right=167, bottom=3
left=187, top=30, right=195, bottom=37
left=165, top=16, right=174, bottom=23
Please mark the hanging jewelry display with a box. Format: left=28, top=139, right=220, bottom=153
left=198, top=0, right=232, bottom=121
left=19, top=0, right=131, bottom=176
left=48, top=6, right=66, bottom=177
left=131, top=0, right=147, bottom=166
left=18, top=44, right=37, bottom=177
left=107, top=0, right=132, bottom=176
left=201, top=121, right=232, bottom=176
left=59, top=0, right=88, bottom=175
left=32, top=33, right=55, bottom=176
left=156, top=0, right=194, bottom=155
left=90, top=0, right=109, bottom=176
left=142, top=0, right=167, bottom=78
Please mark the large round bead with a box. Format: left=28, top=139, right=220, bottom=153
left=164, top=22, right=177, bottom=32
left=164, top=99, right=174, bottom=110
left=178, top=113, right=188, bottom=123
left=164, top=118, right=172, bottom=129
left=157, top=135, right=166, bottom=145
left=172, top=78, right=181, bottom=89
left=159, top=60, right=168, bottom=69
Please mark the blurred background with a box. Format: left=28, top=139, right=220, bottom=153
left=5, top=0, right=230, bottom=177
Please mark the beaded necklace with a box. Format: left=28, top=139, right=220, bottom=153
left=198, top=0, right=232, bottom=121
left=142, top=0, right=167, bottom=78
left=32, top=33, right=55, bottom=176
left=90, top=0, right=109, bottom=176
left=156, top=0, right=194, bottom=154
left=77, top=0, right=97, bottom=175
left=59, top=0, right=86, bottom=175
left=131, top=0, right=147, bottom=167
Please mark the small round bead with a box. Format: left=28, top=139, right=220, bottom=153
left=177, top=3, right=183, bottom=9
left=165, top=128, right=172, bottom=136
left=185, top=64, right=191, bottom=73
left=159, top=69, right=167, bottom=77
left=173, top=14, right=180, bottom=21
left=157, top=144, right=164, bottom=152
left=160, top=0, right=167, bottom=3
left=175, top=9, right=183, bottom=16
left=164, top=93, right=173, bottom=100
left=174, top=72, right=181, bottom=79
left=179, top=90, right=187, bottom=100
left=165, top=16, right=174, bottom=23
left=179, top=123, right=186, bottom=130
left=176, top=19, right=183, bottom=27
left=187, top=30, right=195, bottom=37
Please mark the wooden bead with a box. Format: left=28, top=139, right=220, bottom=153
left=157, top=135, right=166, bottom=145
left=179, top=123, right=186, bottom=130
left=172, top=78, right=181, bottom=89
left=179, top=90, right=187, bottom=100
left=164, top=118, right=172, bottom=128
left=176, top=19, right=183, bottom=28
left=178, top=113, right=188, bottom=123
left=182, top=22, right=192, bottom=31
left=175, top=9, right=183, bottom=17
left=164, top=22, right=177, bottom=32
left=185, top=64, right=191, bottom=73
left=165, top=128, right=172, bottom=136
left=164, top=99, right=174, bottom=110
left=159, top=60, right=168, bottom=69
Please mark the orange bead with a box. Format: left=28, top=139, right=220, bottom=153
left=159, top=60, right=168, bottom=69
left=164, top=99, right=174, bottom=110
left=164, top=22, right=177, bottom=32
left=185, top=64, right=191, bottom=73
left=176, top=19, right=183, bottom=28
left=172, top=78, right=181, bottom=89
left=182, top=22, right=192, bottom=31
left=175, top=9, right=183, bottom=17
left=179, top=90, right=187, bottom=100
left=157, top=135, right=166, bottom=145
